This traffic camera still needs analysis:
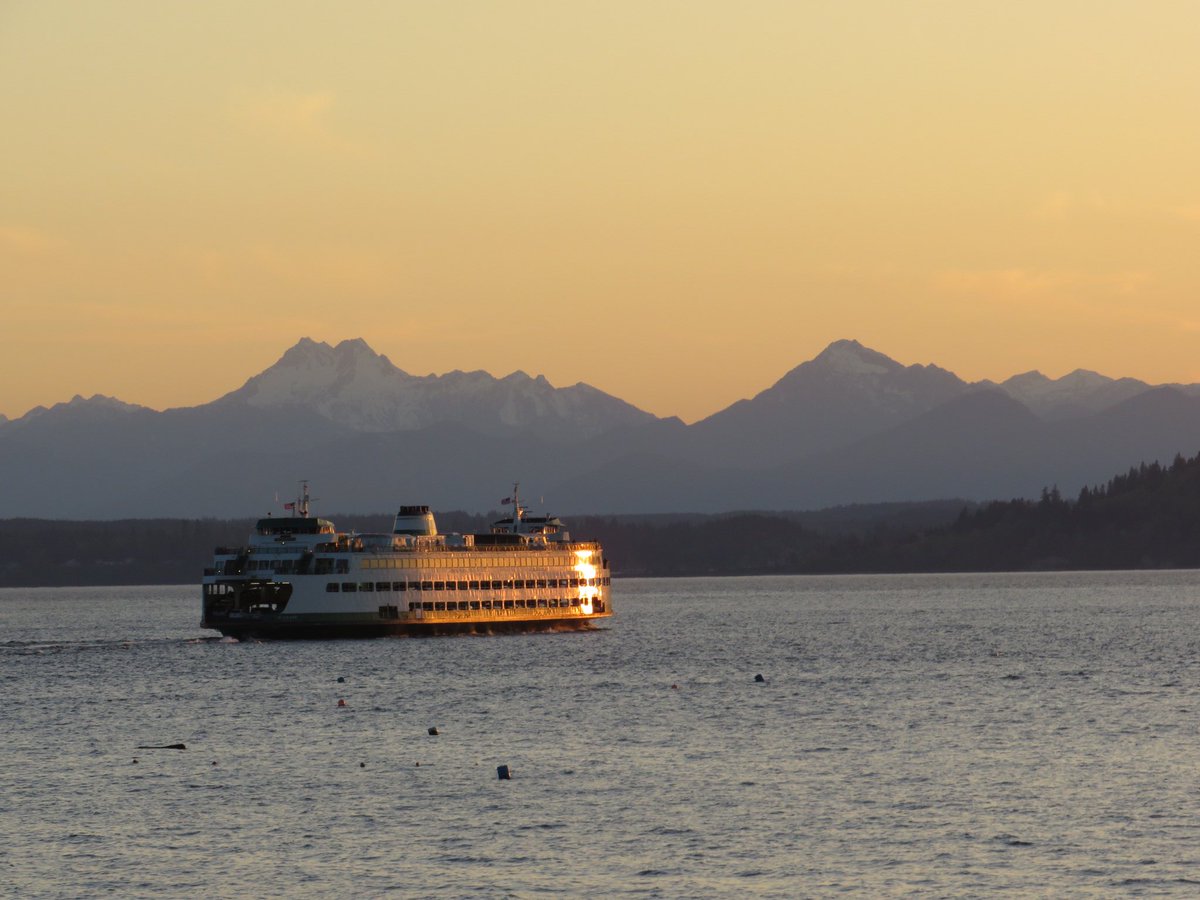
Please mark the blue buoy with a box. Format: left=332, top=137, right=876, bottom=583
left=497, top=764, right=511, bottom=780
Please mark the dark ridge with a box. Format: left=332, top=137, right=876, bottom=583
left=3, top=451, right=1200, bottom=585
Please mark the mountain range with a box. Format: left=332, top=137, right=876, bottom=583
left=4, top=337, right=1200, bottom=518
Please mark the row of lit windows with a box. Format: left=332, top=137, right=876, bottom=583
left=387, top=597, right=587, bottom=613
left=327, top=577, right=609, bottom=594
left=361, top=555, right=581, bottom=570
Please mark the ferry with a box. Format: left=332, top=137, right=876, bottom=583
left=201, top=483, right=612, bottom=639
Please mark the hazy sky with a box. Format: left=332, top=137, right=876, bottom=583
left=3, top=1, right=1199, bottom=422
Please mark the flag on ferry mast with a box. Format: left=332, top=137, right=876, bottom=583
left=500, top=497, right=512, bottom=505
left=284, top=502, right=296, bottom=510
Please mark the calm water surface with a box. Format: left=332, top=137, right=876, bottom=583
left=4, top=572, right=1200, bottom=897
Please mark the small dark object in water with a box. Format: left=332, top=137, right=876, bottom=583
left=497, top=764, right=511, bottom=780
left=337, top=698, right=347, bottom=707
left=428, top=726, right=439, bottom=736
left=136, top=743, right=187, bottom=750
left=360, top=762, right=365, bottom=768
left=337, top=676, right=346, bottom=683
left=754, top=674, right=765, bottom=683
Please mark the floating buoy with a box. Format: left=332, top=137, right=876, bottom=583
left=337, top=698, right=347, bottom=707
left=428, top=726, right=439, bottom=736
left=754, top=674, right=765, bottom=683
left=497, top=764, right=511, bottom=780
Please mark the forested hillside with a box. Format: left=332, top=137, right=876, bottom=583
left=2, top=453, right=1199, bottom=586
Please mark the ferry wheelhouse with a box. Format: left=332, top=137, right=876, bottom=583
left=201, top=484, right=612, bottom=639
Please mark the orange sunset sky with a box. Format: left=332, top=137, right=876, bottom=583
left=3, top=1, right=1200, bottom=423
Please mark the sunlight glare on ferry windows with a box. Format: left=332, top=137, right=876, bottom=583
left=573, top=548, right=598, bottom=604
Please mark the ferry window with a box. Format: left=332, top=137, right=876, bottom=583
left=481, top=600, right=491, bottom=609
left=326, top=583, right=339, bottom=593
left=342, top=583, right=357, bottom=592
left=420, top=581, right=433, bottom=591
left=536, top=580, right=547, bottom=588
left=457, top=581, right=468, bottom=591
left=490, top=580, right=502, bottom=590
left=548, top=599, right=558, bottom=608
left=336, top=560, right=349, bottom=574
left=360, top=582, right=374, bottom=592
left=422, top=602, right=434, bottom=611
left=513, top=580, right=524, bottom=589
left=570, top=598, right=581, bottom=606
left=376, top=582, right=390, bottom=592
left=394, top=582, right=407, bottom=592
left=459, top=601, right=470, bottom=610
left=433, top=581, right=445, bottom=591
left=504, top=600, right=514, bottom=609
left=537, top=599, right=548, bottom=608
left=469, top=581, right=480, bottom=590
left=378, top=606, right=388, bottom=617
left=409, top=602, right=420, bottom=611
left=434, top=602, right=446, bottom=611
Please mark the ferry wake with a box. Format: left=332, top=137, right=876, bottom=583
left=201, top=483, right=612, bottom=639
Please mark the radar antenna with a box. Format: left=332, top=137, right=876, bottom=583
left=296, top=480, right=318, bottom=518
left=510, top=482, right=524, bottom=524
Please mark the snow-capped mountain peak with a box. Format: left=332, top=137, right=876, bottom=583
left=998, top=368, right=1146, bottom=418
left=217, top=338, right=656, bottom=437
left=809, top=339, right=897, bottom=376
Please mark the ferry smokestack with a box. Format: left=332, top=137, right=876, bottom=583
left=393, top=505, right=438, bottom=536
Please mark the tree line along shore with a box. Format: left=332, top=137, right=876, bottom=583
left=3, top=452, right=1200, bottom=588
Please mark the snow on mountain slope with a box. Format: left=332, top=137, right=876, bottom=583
left=219, top=337, right=657, bottom=437
left=685, top=339, right=972, bottom=466
left=997, top=369, right=1150, bottom=418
